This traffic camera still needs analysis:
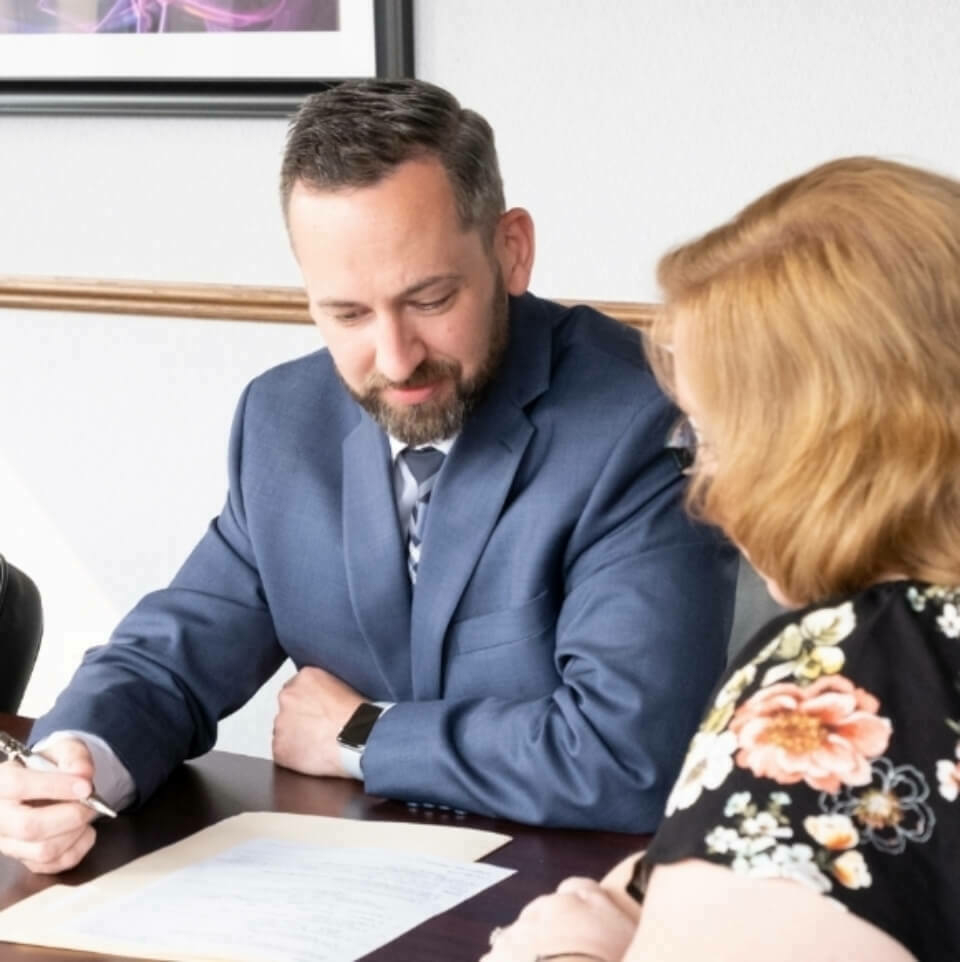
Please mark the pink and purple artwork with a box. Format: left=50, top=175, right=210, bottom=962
left=0, top=0, right=338, bottom=34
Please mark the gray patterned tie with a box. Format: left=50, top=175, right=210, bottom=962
left=400, top=446, right=446, bottom=584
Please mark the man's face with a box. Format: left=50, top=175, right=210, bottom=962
left=287, top=158, right=510, bottom=445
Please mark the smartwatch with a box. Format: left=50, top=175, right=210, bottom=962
left=336, top=702, right=385, bottom=754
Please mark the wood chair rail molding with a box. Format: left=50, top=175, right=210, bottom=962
left=0, top=274, right=657, bottom=329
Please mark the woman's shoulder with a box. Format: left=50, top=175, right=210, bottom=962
left=736, top=579, right=960, bottom=668
left=634, top=581, right=960, bottom=961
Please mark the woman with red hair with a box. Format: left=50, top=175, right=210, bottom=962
left=482, top=156, right=960, bottom=962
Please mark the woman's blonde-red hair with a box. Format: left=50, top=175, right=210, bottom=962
left=652, top=156, right=960, bottom=604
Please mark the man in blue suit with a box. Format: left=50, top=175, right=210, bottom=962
left=0, top=79, right=736, bottom=873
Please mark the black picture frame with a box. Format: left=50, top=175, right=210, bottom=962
left=0, top=0, right=413, bottom=117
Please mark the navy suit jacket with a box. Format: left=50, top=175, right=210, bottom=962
left=34, top=293, right=737, bottom=831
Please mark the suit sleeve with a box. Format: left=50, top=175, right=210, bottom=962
left=30, top=384, right=287, bottom=804
left=361, top=395, right=739, bottom=832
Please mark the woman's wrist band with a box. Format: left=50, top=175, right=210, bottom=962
left=487, top=925, right=610, bottom=962
left=535, top=953, right=611, bottom=961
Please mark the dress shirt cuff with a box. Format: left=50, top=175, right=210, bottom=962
left=337, top=702, right=394, bottom=781
left=33, top=730, right=137, bottom=811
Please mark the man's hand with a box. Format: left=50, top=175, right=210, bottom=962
left=272, top=667, right=367, bottom=777
left=479, top=877, right=637, bottom=962
left=0, top=738, right=99, bottom=874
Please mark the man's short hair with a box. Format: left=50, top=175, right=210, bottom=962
left=280, top=78, right=505, bottom=242
left=649, top=156, right=960, bottom=604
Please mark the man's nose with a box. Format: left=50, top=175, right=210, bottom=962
left=374, top=313, right=426, bottom=383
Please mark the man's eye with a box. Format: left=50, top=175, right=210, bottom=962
left=335, top=310, right=367, bottom=323
left=412, top=292, right=454, bottom=311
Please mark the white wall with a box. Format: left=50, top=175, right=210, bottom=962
left=4, top=0, right=959, bottom=756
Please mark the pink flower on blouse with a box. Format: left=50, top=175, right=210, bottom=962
left=729, top=676, right=892, bottom=793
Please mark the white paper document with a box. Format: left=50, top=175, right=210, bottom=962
left=69, top=840, right=513, bottom=962
left=0, top=813, right=514, bottom=962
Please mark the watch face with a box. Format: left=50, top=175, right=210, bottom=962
left=337, top=702, right=383, bottom=750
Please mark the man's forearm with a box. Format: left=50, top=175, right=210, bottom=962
left=360, top=694, right=670, bottom=831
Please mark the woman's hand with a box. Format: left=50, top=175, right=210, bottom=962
left=479, top=876, right=637, bottom=962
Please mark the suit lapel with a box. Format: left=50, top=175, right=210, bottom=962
left=342, top=414, right=413, bottom=701
left=409, top=294, right=554, bottom=698
left=409, top=401, right=534, bottom=697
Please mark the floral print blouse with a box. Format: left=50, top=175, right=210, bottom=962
left=630, top=581, right=960, bottom=961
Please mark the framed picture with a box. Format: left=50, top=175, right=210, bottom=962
left=0, top=0, right=413, bottom=116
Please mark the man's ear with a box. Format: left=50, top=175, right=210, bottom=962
left=495, top=207, right=535, bottom=295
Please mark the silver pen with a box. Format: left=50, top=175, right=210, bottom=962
left=0, top=731, right=118, bottom=818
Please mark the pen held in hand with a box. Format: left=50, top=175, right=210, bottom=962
left=0, top=731, right=118, bottom=819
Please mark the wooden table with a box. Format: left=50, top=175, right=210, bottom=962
left=0, top=713, right=646, bottom=961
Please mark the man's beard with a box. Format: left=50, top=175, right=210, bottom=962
left=344, top=274, right=510, bottom=446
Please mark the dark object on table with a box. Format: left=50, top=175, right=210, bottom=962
left=0, top=555, right=42, bottom=713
